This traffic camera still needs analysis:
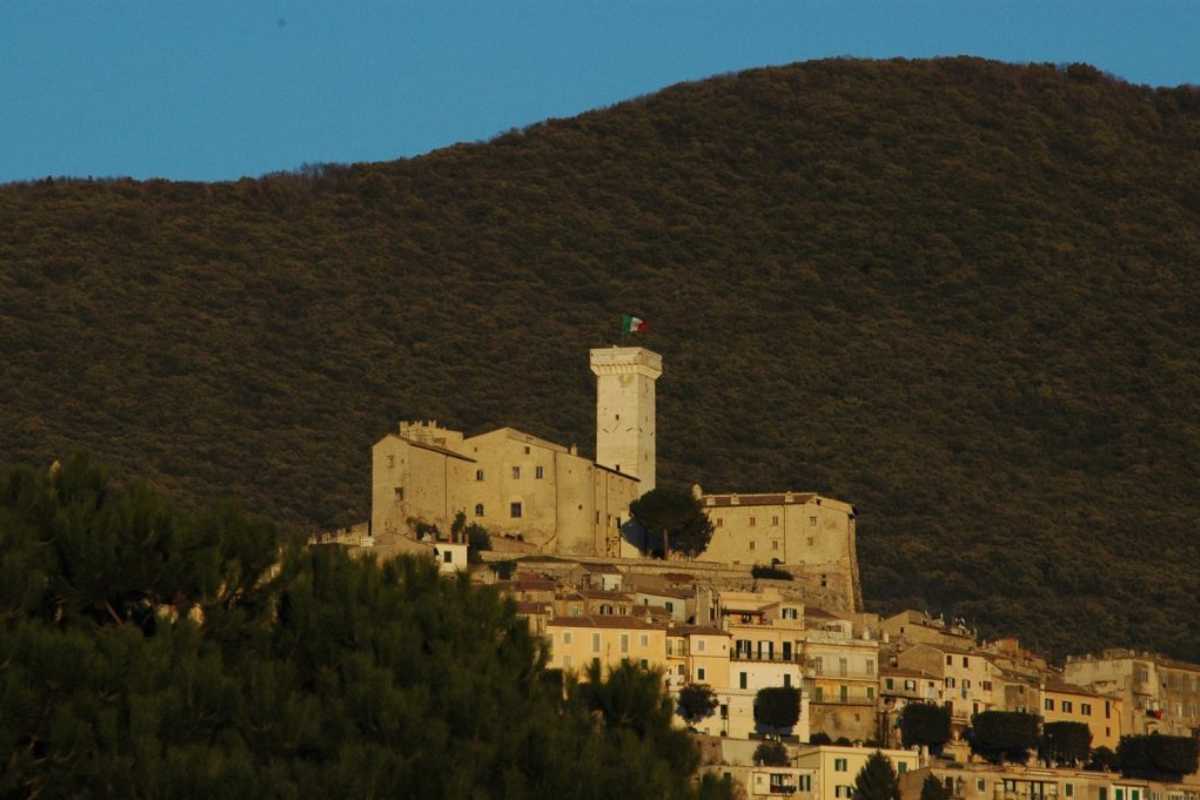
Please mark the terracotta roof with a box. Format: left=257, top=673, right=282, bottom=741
left=1043, top=678, right=1104, bottom=697
left=704, top=492, right=815, bottom=508
left=580, top=589, right=633, bottom=601
left=510, top=579, right=558, bottom=592
left=670, top=625, right=730, bottom=638
left=515, top=601, right=552, bottom=614
left=547, top=615, right=667, bottom=631
left=635, top=587, right=693, bottom=600
left=804, top=606, right=841, bottom=621
left=881, top=667, right=938, bottom=679
left=400, top=436, right=476, bottom=462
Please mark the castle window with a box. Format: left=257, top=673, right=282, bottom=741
left=749, top=541, right=756, bottom=551
left=512, top=466, right=520, bottom=479
left=394, top=486, right=404, bottom=500
left=772, top=515, right=779, bottom=526
left=524, top=446, right=530, bottom=454
left=716, top=518, right=723, bottom=528
left=1045, top=698, right=1055, bottom=711
left=749, top=516, right=756, bottom=527
left=1062, top=700, right=1073, bottom=713
left=476, top=469, right=484, bottom=481
left=809, top=516, right=817, bottom=526
left=772, top=540, right=779, bottom=550
left=443, top=550, right=453, bottom=564
left=807, top=537, right=814, bottom=546
left=535, top=466, right=544, bottom=479
left=387, top=455, right=395, bottom=468
left=474, top=503, right=484, bottom=517
left=510, top=502, right=523, bottom=518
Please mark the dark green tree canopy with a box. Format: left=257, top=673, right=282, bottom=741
left=969, top=711, right=1041, bottom=764
left=754, top=686, right=801, bottom=736
left=853, top=751, right=901, bottom=800
left=754, top=740, right=789, bottom=767
left=920, top=775, right=951, bottom=800
left=1040, top=721, right=1092, bottom=766
left=0, top=457, right=730, bottom=800
left=899, top=703, right=952, bottom=753
left=1117, top=734, right=1200, bottom=780
left=677, top=683, right=720, bottom=727
left=629, top=487, right=714, bottom=558
left=1087, top=746, right=1119, bottom=772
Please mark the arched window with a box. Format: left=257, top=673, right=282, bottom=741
left=474, top=503, right=484, bottom=517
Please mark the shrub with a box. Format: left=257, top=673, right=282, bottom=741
left=751, top=564, right=793, bottom=580
left=1118, top=734, right=1200, bottom=780
left=900, top=703, right=951, bottom=754
left=969, top=711, right=1040, bottom=763
left=755, top=740, right=789, bottom=766
left=677, top=683, right=719, bottom=727
left=755, top=687, right=801, bottom=735
left=1040, top=721, right=1091, bottom=766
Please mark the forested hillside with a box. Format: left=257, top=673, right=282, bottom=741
left=2, top=57, right=1199, bottom=660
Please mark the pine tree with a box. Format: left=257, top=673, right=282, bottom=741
left=853, top=751, right=901, bottom=800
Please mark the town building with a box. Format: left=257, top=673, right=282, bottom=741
left=898, top=761, right=1200, bottom=800
left=794, top=745, right=919, bottom=800
left=1064, top=650, right=1200, bottom=738
left=698, top=488, right=862, bottom=610
left=1039, top=678, right=1124, bottom=752
left=878, top=667, right=943, bottom=747
left=802, top=608, right=881, bottom=743
left=896, top=643, right=1000, bottom=733
left=544, top=614, right=668, bottom=676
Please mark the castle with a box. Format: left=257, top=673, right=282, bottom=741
left=370, top=345, right=861, bottom=609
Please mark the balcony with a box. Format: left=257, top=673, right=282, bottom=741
left=768, top=784, right=799, bottom=795
left=732, top=651, right=801, bottom=663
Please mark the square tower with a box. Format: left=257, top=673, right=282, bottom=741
left=589, top=346, right=662, bottom=495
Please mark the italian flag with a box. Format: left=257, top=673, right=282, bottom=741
left=621, top=314, right=648, bottom=334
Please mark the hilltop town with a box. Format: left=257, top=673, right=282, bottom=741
left=321, top=344, right=1200, bottom=800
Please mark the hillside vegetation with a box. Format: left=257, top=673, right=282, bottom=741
left=2, top=58, right=1199, bottom=660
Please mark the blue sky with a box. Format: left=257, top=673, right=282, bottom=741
left=3, top=1, right=1198, bottom=183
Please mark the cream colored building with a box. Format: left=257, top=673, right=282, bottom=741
left=372, top=421, right=640, bottom=557
left=699, top=488, right=862, bottom=610
left=795, top=745, right=919, bottom=800
left=896, top=643, right=1000, bottom=732
left=878, top=667, right=943, bottom=747
left=665, top=626, right=732, bottom=691
left=701, top=764, right=818, bottom=800
left=1039, top=678, right=1124, bottom=752
left=898, top=761, right=1200, bottom=800
left=801, top=609, right=881, bottom=743
left=545, top=615, right=668, bottom=677
left=882, top=610, right=977, bottom=651
left=1064, top=650, right=1200, bottom=739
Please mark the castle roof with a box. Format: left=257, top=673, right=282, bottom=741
left=385, top=433, right=476, bottom=462
left=546, top=615, right=667, bottom=631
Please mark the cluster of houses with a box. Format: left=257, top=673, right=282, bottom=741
left=335, top=343, right=1198, bottom=799
left=490, top=562, right=1200, bottom=800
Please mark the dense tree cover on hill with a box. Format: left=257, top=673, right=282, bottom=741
left=0, top=457, right=726, bottom=799
left=2, top=57, right=1200, bottom=660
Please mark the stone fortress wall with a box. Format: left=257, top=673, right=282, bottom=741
left=368, top=345, right=864, bottom=612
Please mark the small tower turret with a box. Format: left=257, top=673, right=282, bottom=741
left=589, top=346, right=662, bottom=495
